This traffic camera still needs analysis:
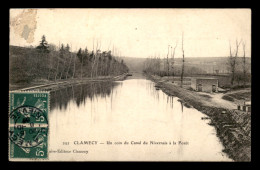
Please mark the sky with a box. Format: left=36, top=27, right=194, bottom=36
left=10, top=8, right=251, bottom=58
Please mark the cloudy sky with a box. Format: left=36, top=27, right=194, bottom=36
left=10, top=8, right=251, bottom=58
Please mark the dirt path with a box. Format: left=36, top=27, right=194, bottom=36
left=222, top=88, right=251, bottom=104
left=197, top=92, right=237, bottom=110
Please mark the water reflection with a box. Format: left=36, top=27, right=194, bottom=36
left=49, top=79, right=232, bottom=161
left=50, top=81, right=120, bottom=111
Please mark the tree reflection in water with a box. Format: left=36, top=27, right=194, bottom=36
left=50, top=81, right=120, bottom=111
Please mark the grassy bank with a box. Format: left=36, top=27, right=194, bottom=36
left=10, top=73, right=129, bottom=91
left=222, top=90, right=251, bottom=103
left=147, top=74, right=251, bottom=162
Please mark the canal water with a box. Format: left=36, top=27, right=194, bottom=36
left=49, top=75, right=232, bottom=161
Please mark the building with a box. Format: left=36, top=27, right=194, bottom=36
left=191, top=77, right=219, bottom=93
left=237, top=101, right=251, bottom=113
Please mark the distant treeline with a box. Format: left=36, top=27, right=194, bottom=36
left=143, top=57, right=251, bottom=87
left=143, top=57, right=208, bottom=77
left=10, top=35, right=129, bottom=83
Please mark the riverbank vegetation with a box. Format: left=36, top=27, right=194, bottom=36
left=10, top=35, right=129, bottom=84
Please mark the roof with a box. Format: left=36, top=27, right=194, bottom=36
left=244, top=101, right=251, bottom=106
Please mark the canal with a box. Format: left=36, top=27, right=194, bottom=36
left=48, top=74, right=232, bottom=161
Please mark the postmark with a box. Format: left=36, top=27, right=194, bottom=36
left=9, top=91, right=49, bottom=160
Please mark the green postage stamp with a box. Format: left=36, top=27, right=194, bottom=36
left=9, top=91, right=49, bottom=160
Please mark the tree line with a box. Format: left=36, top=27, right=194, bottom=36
left=228, top=39, right=250, bottom=88
left=143, top=33, right=187, bottom=87
left=10, top=35, right=129, bottom=83
left=143, top=35, right=250, bottom=88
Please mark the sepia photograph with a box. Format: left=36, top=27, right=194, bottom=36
left=9, top=8, right=251, bottom=162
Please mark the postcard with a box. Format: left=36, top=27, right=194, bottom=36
left=9, top=8, right=251, bottom=161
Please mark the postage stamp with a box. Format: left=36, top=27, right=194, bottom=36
left=9, top=91, right=49, bottom=160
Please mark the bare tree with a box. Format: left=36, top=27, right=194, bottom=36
left=81, top=51, right=83, bottom=80
left=76, top=48, right=83, bottom=80
left=54, top=42, right=61, bottom=82
left=91, top=38, right=96, bottom=79
left=72, top=53, right=76, bottom=79
left=180, top=32, right=185, bottom=88
left=59, top=58, right=66, bottom=80
left=242, top=41, right=246, bottom=88
left=47, top=51, right=53, bottom=80
left=65, top=44, right=73, bottom=79
left=229, top=39, right=242, bottom=86
left=166, top=45, right=170, bottom=80
left=59, top=44, right=66, bottom=80
left=95, top=40, right=102, bottom=77
left=54, top=57, right=59, bottom=82
left=171, top=41, right=178, bottom=82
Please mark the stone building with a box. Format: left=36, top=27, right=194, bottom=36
left=191, top=77, right=219, bottom=93
left=237, top=101, right=251, bottom=113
